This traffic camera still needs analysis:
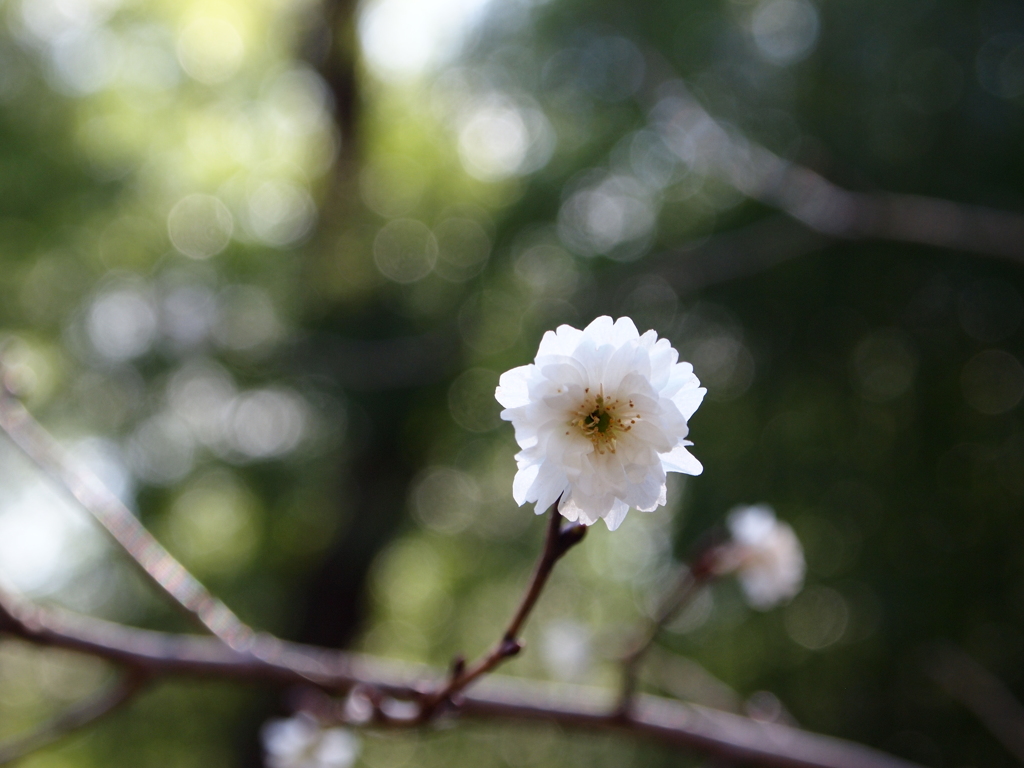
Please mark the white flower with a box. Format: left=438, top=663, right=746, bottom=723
left=495, top=316, right=705, bottom=530
left=261, top=714, right=360, bottom=768
left=723, top=504, right=805, bottom=609
left=541, top=619, right=592, bottom=682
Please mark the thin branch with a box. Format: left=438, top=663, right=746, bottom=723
left=640, top=82, right=1024, bottom=283
left=0, top=382, right=254, bottom=651
left=618, top=549, right=719, bottom=711
left=619, top=569, right=699, bottom=709
left=925, top=641, right=1024, bottom=763
left=768, top=178, right=1024, bottom=263
left=642, top=647, right=742, bottom=714
left=0, top=590, right=921, bottom=768
left=421, top=504, right=587, bottom=716
left=644, top=215, right=831, bottom=295
left=503, top=504, right=588, bottom=641
left=0, top=589, right=348, bottom=689
left=0, top=671, right=147, bottom=766
left=0, top=373, right=916, bottom=768
left=465, top=678, right=918, bottom=768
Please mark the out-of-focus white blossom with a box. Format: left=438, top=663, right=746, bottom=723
left=541, top=619, right=592, bottom=682
left=261, top=713, right=360, bottom=768
left=495, top=316, right=705, bottom=530
left=722, top=504, right=805, bottom=610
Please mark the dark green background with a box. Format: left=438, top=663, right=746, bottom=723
left=0, top=0, right=1022, bottom=765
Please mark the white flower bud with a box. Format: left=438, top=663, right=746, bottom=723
left=261, top=713, right=359, bottom=768
left=722, top=504, right=805, bottom=610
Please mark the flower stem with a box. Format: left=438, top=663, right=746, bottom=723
left=421, top=503, right=586, bottom=719
left=617, top=548, right=719, bottom=713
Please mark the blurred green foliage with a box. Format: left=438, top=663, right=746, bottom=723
left=2, top=0, right=1024, bottom=766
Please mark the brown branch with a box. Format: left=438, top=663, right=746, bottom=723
left=0, top=670, right=147, bottom=765
left=0, top=589, right=361, bottom=691
left=645, top=84, right=1024, bottom=273
left=0, top=371, right=917, bottom=768
left=618, top=548, right=720, bottom=711
left=502, top=506, right=584, bottom=639
left=765, top=175, right=1024, bottom=262
left=420, top=504, right=587, bottom=716
left=0, top=589, right=921, bottom=768
left=646, top=215, right=831, bottom=296
left=464, top=678, right=917, bottom=768
left=642, top=647, right=743, bottom=713
left=619, top=569, right=699, bottom=709
left=0, top=383, right=254, bottom=651
left=925, top=641, right=1024, bottom=763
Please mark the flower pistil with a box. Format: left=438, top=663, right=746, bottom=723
left=569, top=388, right=638, bottom=454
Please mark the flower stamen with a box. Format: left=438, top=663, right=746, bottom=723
left=571, top=392, right=637, bottom=454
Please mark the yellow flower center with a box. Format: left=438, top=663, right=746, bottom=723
left=569, top=389, right=638, bottom=454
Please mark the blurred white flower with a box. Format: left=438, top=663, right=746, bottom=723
left=722, top=505, right=805, bottom=609
left=495, top=316, right=705, bottom=530
left=541, top=619, right=592, bottom=682
left=261, top=713, right=359, bottom=768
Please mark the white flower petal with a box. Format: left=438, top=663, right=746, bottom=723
left=558, top=497, right=581, bottom=522
left=603, top=499, right=631, bottom=530
left=661, top=361, right=699, bottom=398
left=262, top=715, right=359, bottom=768
left=671, top=384, right=707, bottom=421
left=512, top=462, right=540, bottom=505
left=537, top=324, right=585, bottom=357
left=601, top=341, right=642, bottom=392
left=729, top=505, right=776, bottom=544
left=529, top=461, right=569, bottom=513
left=628, top=420, right=674, bottom=453
left=724, top=505, right=805, bottom=609
left=563, top=485, right=612, bottom=520
left=637, top=328, right=660, bottom=349
left=629, top=472, right=668, bottom=511
left=496, top=365, right=534, bottom=409
left=582, top=315, right=616, bottom=342
left=610, top=316, right=641, bottom=345
left=661, top=444, right=703, bottom=475
left=539, top=361, right=587, bottom=390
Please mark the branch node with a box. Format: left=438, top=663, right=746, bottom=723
left=449, top=655, right=466, bottom=681
left=499, top=638, right=523, bottom=658
left=556, top=522, right=587, bottom=554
